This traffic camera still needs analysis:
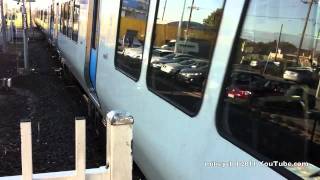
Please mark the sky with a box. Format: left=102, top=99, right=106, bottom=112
left=241, top=0, right=320, bottom=49
left=157, top=0, right=224, bottom=24
left=5, top=0, right=49, bottom=8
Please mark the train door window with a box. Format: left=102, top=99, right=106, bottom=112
left=114, top=0, right=151, bottom=81
left=60, top=4, right=64, bottom=33
left=146, top=0, right=225, bottom=115
left=217, top=0, right=320, bottom=178
left=72, top=0, right=80, bottom=42
left=67, top=1, right=74, bottom=38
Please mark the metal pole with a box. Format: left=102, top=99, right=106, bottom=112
left=174, top=0, right=187, bottom=53
left=296, top=0, right=314, bottom=65
left=312, top=28, right=320, bottom=62
left=29, top=1, right=32, bottom=36
left=0, top=0, right=7, bottom=53
left=22, top=0, right=29, bottom=71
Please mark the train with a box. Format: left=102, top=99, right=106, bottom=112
left=34, top=0, right=320, bottom=179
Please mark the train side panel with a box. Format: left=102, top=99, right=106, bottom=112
left=95, top=0, right=283, bottom=180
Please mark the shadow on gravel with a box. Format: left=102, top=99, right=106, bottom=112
left=0, top=31, right=146, bottom=180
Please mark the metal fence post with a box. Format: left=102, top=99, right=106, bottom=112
left=75, top=117, right=86, bottom=180
left=104, top=111, right=134, bottom=180
left=20, top=120, right=33, bottom=180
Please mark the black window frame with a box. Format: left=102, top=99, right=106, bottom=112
left=114, top=0, right=151, bottom=82
left=67, top=0, right=74, bottom=38
left=215, top=1, right=310, bottom=179
left=146, top=0, right=226, bottom=117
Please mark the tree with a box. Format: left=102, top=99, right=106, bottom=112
left=203, top=8, right=223, bottom=28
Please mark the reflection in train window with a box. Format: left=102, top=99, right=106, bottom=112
left=147, top=0, right=224, bottom=115
left=115, top=0, right=150, bottom=81
left=63, top=3, right=68, bottom=35
left=218, top=0, right=320, bottom=178
left=60, top=4, right=63, bottom=33
left=72, top=1, right=80, bottom=42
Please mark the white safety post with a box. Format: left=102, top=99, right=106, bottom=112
left=20, top=120, right=33, bottom=180
left=75, top=117, right=86, bottom=180
left=105, top=111, right=134, bottom=180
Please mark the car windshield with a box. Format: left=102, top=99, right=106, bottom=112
left=179, top=60, right=195, bottom=65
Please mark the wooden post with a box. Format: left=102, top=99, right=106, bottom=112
left=105, top=111, right=134, bottom=180
left=20, top=120, right=33, bottom=180
left=75, top=117, right=86, bottom=180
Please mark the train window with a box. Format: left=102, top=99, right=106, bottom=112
left=72, top=0, right=80, bottom=42
left=67, top=1, right=74, bottom=38
left=63, top=2, right=68, bottom=35
left=114, top=0, right=151, bottom=81
left=146, top=0, right=224, bottom=115
left=44, top=10, right=47, bottom=23
left=218, top=0, right=320, bottom=178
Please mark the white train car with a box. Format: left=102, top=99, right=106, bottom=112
left=34, top=0, right=320, bottom=179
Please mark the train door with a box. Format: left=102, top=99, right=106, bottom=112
left=85, top=0, right=100, bottom=92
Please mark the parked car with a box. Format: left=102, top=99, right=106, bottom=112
left=151, top=52, right=194, bottom=63
left=283, top=67, right=318, bottom=86
left=226, top=71, right=267, bottom=101
left=150, top=49, right=174, bottom=63
left=123, top=47, right=143, bottom=60
left=225, top=70, right=292, bottom=104
left=160, top=59, right=208, bottom=75
left=151, top=55, right=194, bottom=69
left=250, top=60, right=279, bottom=69
left=254, top=86, right=316, bottom=117
left=177, top=65, right=209, bottom=86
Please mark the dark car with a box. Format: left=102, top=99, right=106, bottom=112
left=177, top=65, right=209, bottom=86
left=283, top=67, right=318, bottom=87
left=253, top=86, right=316, bottom=117
left=225, top=70, right=292, bottom=104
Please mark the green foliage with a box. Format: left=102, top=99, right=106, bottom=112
left=203, top=8, right=223, bottom=27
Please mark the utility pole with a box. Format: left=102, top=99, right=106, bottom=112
left=22, top=0, right=29, bottom=71
left=274, top=24, right=283, bottom=62
left=263, top=24, right=283, bottom=75
left=0, top=0, right=7, bottom=53
left=174, top=0, right=187, bottom=53
left=185, top=0, right=195, bottom=43
left=296, top=0, right=316, bottom=65
left=161, top=0, right=167, bottom=21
